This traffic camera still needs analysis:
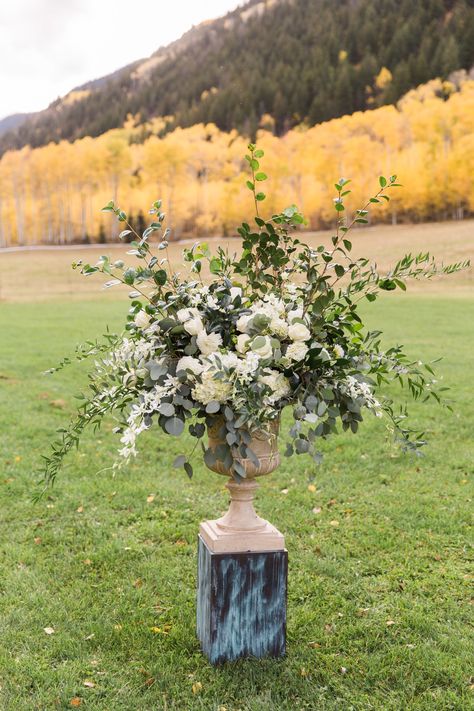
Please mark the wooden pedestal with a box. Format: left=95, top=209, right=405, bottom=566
left=196, top=535, right=288, bottom=665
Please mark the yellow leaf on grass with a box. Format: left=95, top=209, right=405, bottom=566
left=70, top=699, right=82, bottom=708
left=83, top=680, right=95, bottom=688
left=146, top=494, right=155, bottom=503
left=329, top=520, right=339, bottom=526
left=386, top=620, right=396, bottom=626
left=192, top=682, right=203, bottom=694
left=43, top=627, right=55, bottom=635
left=133, top=578, right=143, bottom=588
left=76, top=506, right=84, bottom=513
left=307, top=484, right=316, bottom=493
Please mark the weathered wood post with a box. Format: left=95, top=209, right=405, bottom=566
left=197, top=477, right=287, bottom=665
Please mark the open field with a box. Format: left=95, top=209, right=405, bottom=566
left=0, top=219, right=473, bottom=303
left=0, top=223, right=473, bottom=709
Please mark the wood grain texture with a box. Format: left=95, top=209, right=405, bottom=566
left=197, top=535, right=287, bottom=665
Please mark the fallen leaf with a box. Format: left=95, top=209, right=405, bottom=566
left=3, top=478, right=15, bottom=484
left=175, top=539, right=187, bottom=546
left=340, top=666, right=348, bottom=674
left=49, top=399, right=66, bottom=409
left=83, top=559, right=92, bottom=566
left=327, top=498, right=337, bottom=507
left=70, top=699, right=82, bottom=708
left=307, top=484, right=317, bottom=493
left=300, top=667, right=308, bottom=677
left=76, top=505, right=84, bottom=513
left=14, top=455, right=22, bottom=463
left=312, top=507, right=322, bottom=515
left=329, top=520, right=339, bottom=527
left=386, top=620, right=396, bottom=626
left=308, top=641, right=321, bottom=648
left=150, top=626, right=169, bottom=635
left=146, top=494, right=155, bottom=503
left=84, top=633, right=95, bottom=641
left=144, top=677, right=155, bottom=687
left=280, top=488, right=289, bottom=495
left=83, top=680, right=95, bottom=688
left=113, top=624, right=123, bottom=631
left=133, top=578, right=143, bottom=588
left=34, top=537, right=42, bottom=545
left=43, top=627, right=55, bottom=635
left=192, top=681, right=203, bottom=694
left=324, top=623, right=334, bottom=633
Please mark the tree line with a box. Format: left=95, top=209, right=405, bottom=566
left=0, top=77, right=473, bottom=248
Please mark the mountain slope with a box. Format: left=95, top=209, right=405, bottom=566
left=1, top=0, right=473, bottom=155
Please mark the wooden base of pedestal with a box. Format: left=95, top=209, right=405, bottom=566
left=196, top=535, right=287, bottom=665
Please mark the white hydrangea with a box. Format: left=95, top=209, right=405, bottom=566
left=192, top=370, right=232, bottom=405
left=286, top=341, right=308, bottom=362
left=259, top=369, right=291, bottom=404
left=269, top=316, right=289, bottom=339
left=196, top=331, right=223, bottom=356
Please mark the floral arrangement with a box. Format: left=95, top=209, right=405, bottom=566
left=40, top=145, right=468, bottom=486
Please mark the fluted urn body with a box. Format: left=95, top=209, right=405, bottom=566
left=199, top=418, right=285, bottom=553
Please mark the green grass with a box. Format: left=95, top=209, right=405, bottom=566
left=0, top=294, right=473, bottom=710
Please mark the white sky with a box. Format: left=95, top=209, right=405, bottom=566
left=0, top=0, right=243, bottom=120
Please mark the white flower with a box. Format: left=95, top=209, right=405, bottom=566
left=287, top=307, right=303, bottom=323
left=176, top=307, right=198, bottom=322
left=333, top=344, right=345, bottom=358
left=250, top=335, right=274, bottom=360
left=236, top=314, right=252, bottom=333
left=259, top=369, right=291, bottom=404
left=288, top=322, right=311, bottom=341
left=269, top=317, right=289, bottom=339
left=206, top=351, right=240, bottom=370
left=176, top=356, right=204, bottom=376
left=134, top=310, right=151, bottom=329
left=196, top=331, right=223, bottom=356
left=183, top=316, right=204, bottom=336
left=192, top=370, right=232, bottom=405
left=230, top=286, right=243, bottom=301
left=236, top=334, right=251, bottom=353
left=286, top=342, right=308, bottom=362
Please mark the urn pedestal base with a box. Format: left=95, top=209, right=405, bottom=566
left=196, top=535, right=288, bottom=665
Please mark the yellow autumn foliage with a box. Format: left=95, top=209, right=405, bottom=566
left=0, top=80, right=473, bottom=247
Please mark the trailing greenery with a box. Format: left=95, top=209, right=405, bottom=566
left=1, top=0, right=473, bottom=154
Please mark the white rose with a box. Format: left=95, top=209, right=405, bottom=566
left=236, top=334, right=251, bottom=353
left=196, top=331, right=223, bottom=356
left=176, top=307, right=198, bottom=323
left=183, top=316, right=204, bottom=336
left=251, top=335, right=274, bottom=360
left=176, top=356, right=204, bottom=376
left=236, top=314, right=252, bottom=333
left=230, top=287, right=243, bottom=301
left=134, top=310, right=151, bottom=328
left=288, top=322, right=311, bottom=342
left=287, top=308, right=303, bottom=323
left=286, top=342, right=308, bottom=362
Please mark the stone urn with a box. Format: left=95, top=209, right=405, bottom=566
left=199, top=418, right=285, bottom=553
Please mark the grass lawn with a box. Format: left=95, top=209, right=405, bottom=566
left=0, top=228, right=473, bottom=709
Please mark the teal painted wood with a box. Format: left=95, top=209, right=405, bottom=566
left=196, top=535, right=287, bottom=665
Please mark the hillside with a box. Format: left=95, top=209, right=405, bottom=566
left=0, top=0, right=473, bottom=155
